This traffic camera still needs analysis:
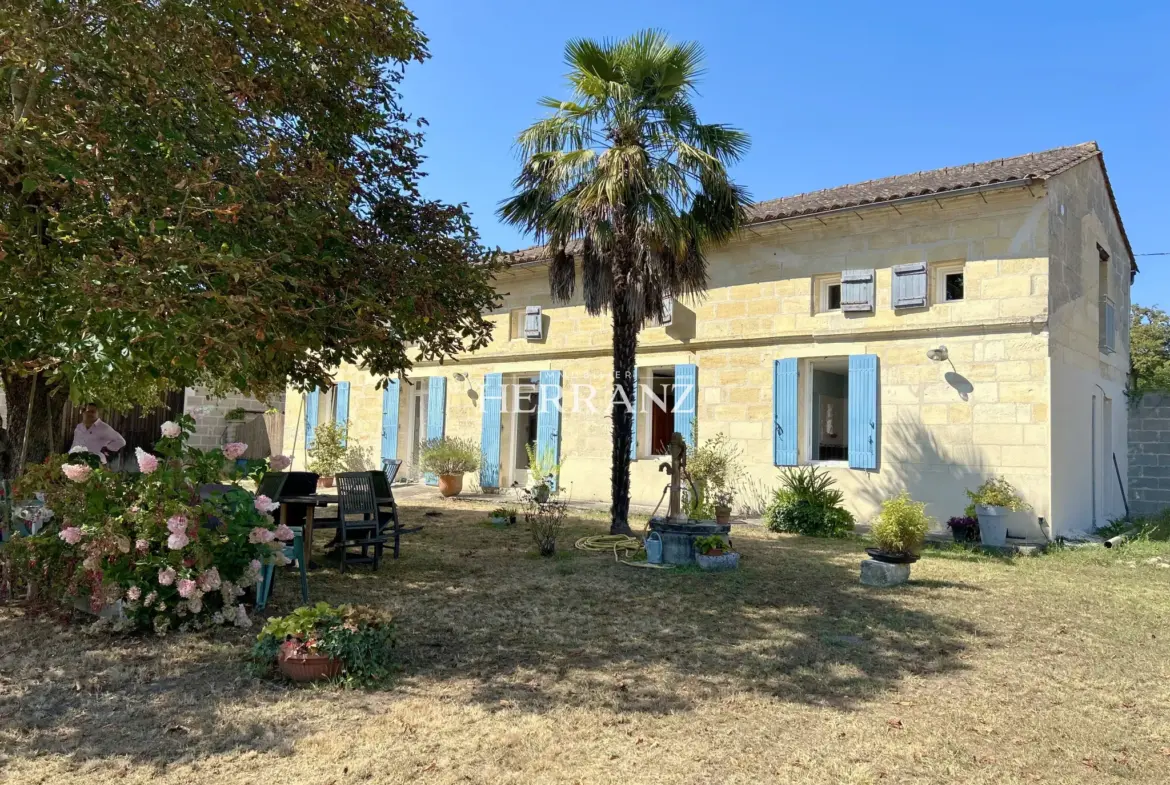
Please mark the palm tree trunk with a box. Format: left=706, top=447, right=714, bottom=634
left=609, top=298, right=638, bottom=535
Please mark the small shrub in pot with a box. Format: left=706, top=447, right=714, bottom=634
left=419, top=437, right=481, bottom=497
left=871, top=491, right=932, bottom=557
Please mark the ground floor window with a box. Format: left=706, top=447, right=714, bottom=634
left=808, top=358, right=849, bottom=463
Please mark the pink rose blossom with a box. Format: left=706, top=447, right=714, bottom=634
left=136, top=539, right=150, bottom=553
left=273, top=524, right=295, bottom=542
left=248, top=527, right=276, bottom=544
left=158, top=567, right=177, bottom=586
left=167, top=532, right=190, bottom=550
left=166, top=515, right=189, bottom=534
left=126, top=586, right=142, bottom=602
left=177, top=578, right=198, bottom=599
left=254, top=494, right=280, bottom=514
left=160, top=420, right=182, bottom=439
left=136, top=447, right=159, bottom=474
left=269, top=454, right=292, bottom=471
left=223, top=442, right=248, bottom=460
left=58, top=526, right=84, bottom=545
left=61, top=463, right=93, bottom=483
left=197, top=567, right=221, bottom=591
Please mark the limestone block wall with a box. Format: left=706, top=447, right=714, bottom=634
left=1128, top=394, right=1170, bottom=516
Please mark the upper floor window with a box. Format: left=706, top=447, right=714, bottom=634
left=934, top=262, right=965, bottom=303
left=1099, top=246, right=1115, bottom=354
left=509, top=308, right=526, bottom=340
left=816, top=275, right=842, bottom=313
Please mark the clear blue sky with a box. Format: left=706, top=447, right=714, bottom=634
left=400, top=0, right=1169, bottom=308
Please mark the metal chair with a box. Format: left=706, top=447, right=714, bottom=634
left=335, top=472, right=388, bottom=571
left=255, top=527, right=309, bottom=610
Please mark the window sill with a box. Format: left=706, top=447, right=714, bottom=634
left=805, top=460, right=849, bottom=468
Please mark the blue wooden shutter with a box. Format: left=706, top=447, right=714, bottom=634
left=848, top=354, right=879, bottom=470
left=334, top=382, right=350, bottom=446
left=381, top=379, right=400, bottom=462
left=424, top=376, right=447, bottom=485
left=673, top=364, right=698, bottom=448
left=304, top=388, right=320, bottom=452
left=773, top=359, right=798, bottom=466
left=892, top=262, right=928, bottom=308
left=841, top=269, right=875, bottom=312
left=480, top=373, right=503, bottom=489
left=536, top=370, right=563, bottom=490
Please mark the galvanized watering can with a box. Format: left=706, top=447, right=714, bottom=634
left=644, top=531, right=664, bottom=564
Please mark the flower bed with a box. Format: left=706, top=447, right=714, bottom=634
left=1, top=414, right=293, bottom=634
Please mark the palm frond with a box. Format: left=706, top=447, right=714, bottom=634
left=549, top=247, right=576, bottom=303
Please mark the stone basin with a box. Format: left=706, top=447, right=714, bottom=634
left=648, top=517, right=732, bottom=565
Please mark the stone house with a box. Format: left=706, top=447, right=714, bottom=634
left=282, top=142, right=1135, bottom=537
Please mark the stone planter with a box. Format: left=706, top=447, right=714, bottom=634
left=438, top=474, right=463, bottom=497
left=647, top=518, right=732, bottom=565
left=696, top=551, right=739, bottom=571
left=278, top=650, right=342, bottom=683
left=976, top=506, right=1043, bottom=546
left=860, top=559, right=911, bottom=587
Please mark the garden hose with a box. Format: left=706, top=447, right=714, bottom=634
left=574, top=534, right=643, bottom=562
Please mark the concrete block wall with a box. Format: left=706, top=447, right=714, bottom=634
left=1128, top=393, right=1170, bottom=516
left=184, top=388, right=284, bottom=451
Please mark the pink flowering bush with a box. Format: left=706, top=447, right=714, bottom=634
left=1, top=414, right=295, bottom=634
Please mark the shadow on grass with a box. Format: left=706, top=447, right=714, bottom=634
left=0, top=500, right=985, bottom=766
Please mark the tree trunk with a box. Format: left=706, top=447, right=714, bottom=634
left=609, top=299, right=638, bottom=535
left=1, top=371, right=66, bottom=475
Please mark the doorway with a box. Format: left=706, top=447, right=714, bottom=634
left=406, top=380, right=429, bottom=482
left=505, top=375, right=540, bottom=488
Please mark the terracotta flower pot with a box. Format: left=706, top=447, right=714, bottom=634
left=438, top=474, right=463, bottom=497
left=714, top=506, right=732, bottom=525
left=278, top=650, right=342, bottom=683
left=317, top=476, right=334, bottom=489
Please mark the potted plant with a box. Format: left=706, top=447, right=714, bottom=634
left=711, top=488, right=734, bottom=526
left=488, top=506, right=515, bottom=527
left=524, top=443, right=563, bottom=503
left=965, top=477, right=1032, bottom=547
left=419, top=437, right=481, bottom=497
left=223, top=406, right=249, bottom=443
left=867, top=490, right=931, bottom=564
left=946, top=515, right=980, bottom=544
left=250, top=602, right=395, bottom=685
left=694, top=534, right=739, bottom=571
left=306, top=421, right=349, bottom=488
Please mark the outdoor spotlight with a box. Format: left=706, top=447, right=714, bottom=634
left=452, top=372, right=468, bottom=382
left=926, top=346, right=949, bottom=362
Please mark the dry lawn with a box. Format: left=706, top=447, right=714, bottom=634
left=2, top=498, right=1169, bottom=784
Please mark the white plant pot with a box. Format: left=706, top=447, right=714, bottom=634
left=976, top=505, right=1042, bottom=546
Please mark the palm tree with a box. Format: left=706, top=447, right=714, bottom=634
left=499, top=30, right=751, bottom=534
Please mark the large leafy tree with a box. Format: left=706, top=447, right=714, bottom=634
left=1131, top=305, right=1170, bottom=396
left=1, top=0, right=499, bottom=466
left=499, top=30, right=750, bottom=533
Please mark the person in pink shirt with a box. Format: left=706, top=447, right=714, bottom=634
left=71, top=403, right=127, bottom=461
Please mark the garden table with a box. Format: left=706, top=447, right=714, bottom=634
left=277, top=493, right=394, bottom=569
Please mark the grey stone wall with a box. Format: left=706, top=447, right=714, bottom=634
left=183, top=388, right=285, bottom=451
left=1128, top=393, right=1170, bottom=515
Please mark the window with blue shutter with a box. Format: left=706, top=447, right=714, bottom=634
left=673, top=364, right=697, bottom=447
left=892, top=262, right=928, bottom=309
left=847, top=354, right=879, bottom=470
left=334, top=382, right=350, bottom=446
left=536, top=370, right=563, bottom=490
left=381, top=379, right=401, bottom=462
left=773, top=359, right=799, bottom=466
left=841, top=269, right=875, bottom=312
left=629, top=367, right=640, bottom=461
left=524, top=306, right=543, bottom=339
left=304, top=388, right=320, bottom=452
left=480, top=373, right=503, bottom=489
left=424, top=376, right=447, bottom=485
